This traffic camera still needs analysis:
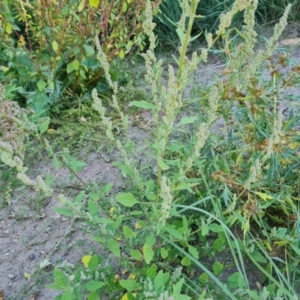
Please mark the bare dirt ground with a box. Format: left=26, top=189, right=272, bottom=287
left=0, top=23, right=299, bottom=300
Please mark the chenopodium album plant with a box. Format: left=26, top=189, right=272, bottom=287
left=49, top=0, right=300, bottom=299
left=47, top=1, right=299, bottom=299
left=1, top=0, right=300, bottom=299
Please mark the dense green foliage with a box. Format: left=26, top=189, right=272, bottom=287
left=0, top=0, right=160, bottom=115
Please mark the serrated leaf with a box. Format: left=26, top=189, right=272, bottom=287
left=119, top=280, right=140, bottom=292
left=52, top=40, right=59, bottom=52
left=179, top=116, right=197, bottom=125
left=89, top=0, right=99, bottom=8
left=130, top=101, right=156, bottom=109
left=85, top=280, right=105, bottom=291
left=130, top=249, right=142, bottom=260
left=53, top=267, right=68, bottom=288
left=143, top=235, right=156, bottom=264
left=116, top=193, right=138, bottom=207
left=154, top=270, right=164, bottom=290
left=146, top=264, right=157, bottom=279
left=107, top=238, right=120, bottom=257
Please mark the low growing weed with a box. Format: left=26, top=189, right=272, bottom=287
left=1, top=0, right=300, bottom=299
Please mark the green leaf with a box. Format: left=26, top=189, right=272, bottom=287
left=87, top=292, right=99, bottom=300
left=53, top=268, right=68, bottom=288
left=52, top=40, right=59, bottom=52
left=212, top=261, right=224, bottom=276
left=119, top=280, right=140, bottom=292
left=53, top=207, right=74, bottom=217
left=130, top=100, right=156, bottom=110
left=53, top=156, right=61, bottom=169
left=88, top=255, right=99, bottom=271
left=146, top=264, right=157, bottom=279
left=107, top=238, right=120, bottom=257
left=173, top=278, right=191, bottom=300
left=160, top=247, right=169, bottom=259
left=88, top=200, right=98, bottom=217
left=164, top=226, right=183, bottom=239
left=154, top=270, right=164, bottom=290
left=157, top=157, right=170, bottom=171
left=254, top=191, right=273, bottom=201
left=89, top=0, right=99, bottom=8
left=199, top=272, right=208, bottom=284
left=61, top=287, right=72, bottom=300
left=37, top=79, right=47, bottom=91
left=85, top=280, right=105, bottom=291
left=83, top=44, right=95, bottom=56
left=251, top=250, right=267, bottom=263
left=188, top=245, right=199, bottom=259
left=67, top=62, right=74, bottom=74
left=123, top=225, right=134, bottom=238
left=143, top=235, right=156, bottom=264
left=130, top=249, right=142, bottom=260
left=116, top=193, right=138, bottom=207
left=75, top=191, right=85, bottom=204
left=72, top=59, right=80, bottom=71
left=227, top=272, right=244, bottom=289
left=69, top=159, right=86, bottom=172
left=77, top=0, right=86, bottom=12
left=178, top=116, right=197, bottom=125
left=202, top=224, right=209, bottom=236
left=181, top=257, right=191, bottom=266
left=209, top=223, right=223, bottom=233
left=66, top=59, right=80, bottom=73
left=94, top=217, right=113, bottom=224
left=39, top=118, right=50, bottom=134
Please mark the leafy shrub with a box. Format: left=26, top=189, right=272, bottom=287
left=1, top=0, right=300, bottom=299
left=0, top=0, right=161, bottom=115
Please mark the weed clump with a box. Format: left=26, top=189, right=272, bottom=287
left=1, top=0, right=300, bottom=299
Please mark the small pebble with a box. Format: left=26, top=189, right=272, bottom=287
left=8, top=274, right=15, bottom=279
left=28, top=253, right=35, bottom=260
